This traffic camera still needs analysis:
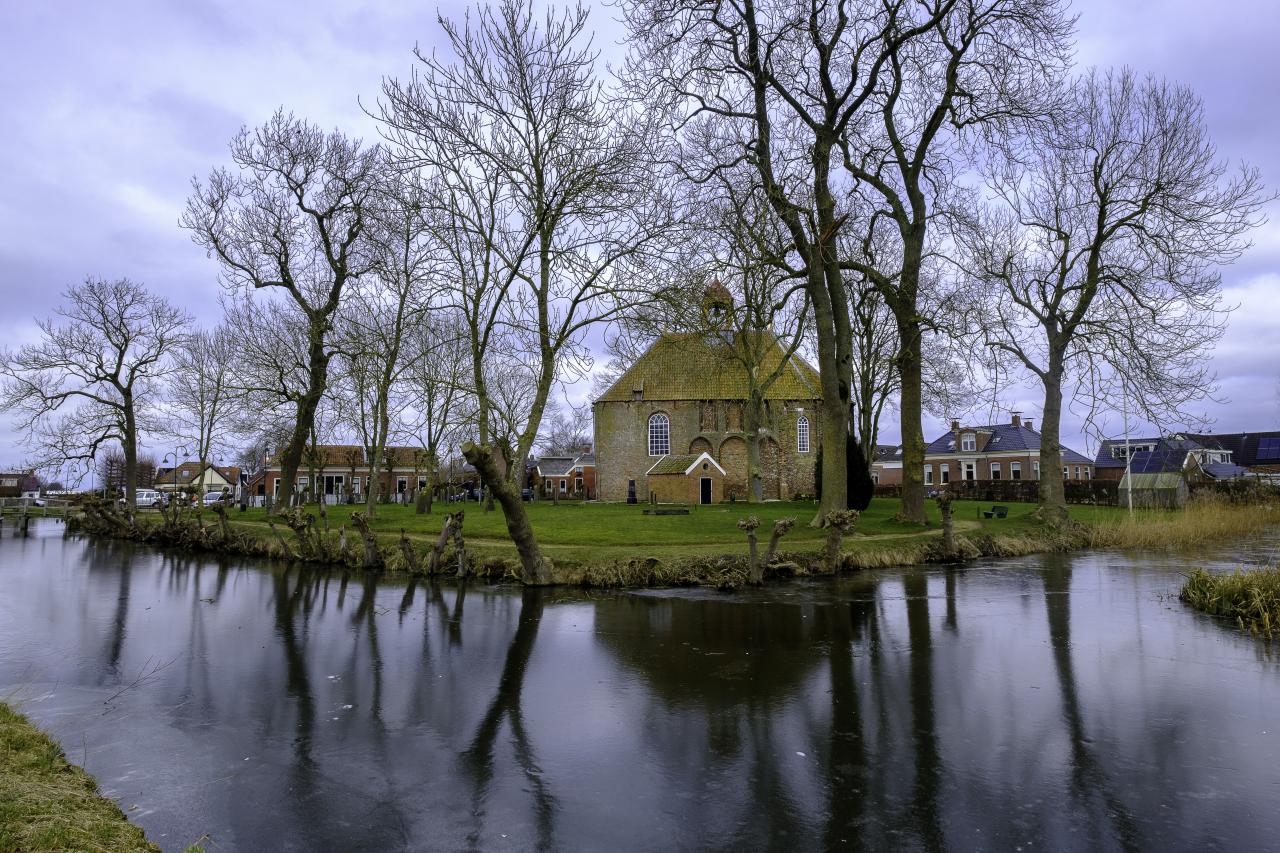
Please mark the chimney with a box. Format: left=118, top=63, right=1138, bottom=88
left=1024, top=418, right=1034, bottom=431
left=950, top=419, right=960, bottom=433
left=1011, top=412, right=1021, bottom=428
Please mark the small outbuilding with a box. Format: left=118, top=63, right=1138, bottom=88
left=645, top=452, right=727, bottom=505
left=1119, top=449, right=1189, bottom=509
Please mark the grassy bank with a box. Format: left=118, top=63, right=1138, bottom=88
left=76, top=496, right=1278, bottom=588
left=1181, top=566, right=1280, bottom=637
left=0, top=702, right=159, bottom=852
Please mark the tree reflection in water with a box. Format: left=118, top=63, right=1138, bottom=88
left=1042, top=554, right=1142, bottom=852
left=461, top=587, right=556, bottom=851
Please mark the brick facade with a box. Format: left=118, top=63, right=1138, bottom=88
left=593, top=397, right=821, bottom=502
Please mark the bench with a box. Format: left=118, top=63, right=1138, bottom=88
left=982, top=505, right=1009, bottom=519
left=643, top=507, right=691, bottom=516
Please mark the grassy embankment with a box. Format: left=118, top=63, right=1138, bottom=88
left=1182, top=566, right=1280, bottom=637
left=207, top=497, right=1272, bottom=578
left=0, top=702, right=159, bottom=852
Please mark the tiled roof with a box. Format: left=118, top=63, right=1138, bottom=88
left=646, top=452, right=725, bottom=476
left=155, top=462, right=241, bottom=485
left=595, top=332, right=821, bottom=403
left=535, top=457, right=577, bottom=477
left=1095, top=438, right=1162, bottom=468
left=926, top=423, right=1092, bottom=464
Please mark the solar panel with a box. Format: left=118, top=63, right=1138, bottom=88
left=1130, top=450, right=1183, bottom=474
left=1258, top=437, right=1280, bottom=460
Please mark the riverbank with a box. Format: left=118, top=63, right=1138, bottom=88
left=0, top=702, right=159, bottom=852
left=1182, top=565, right=1280, bottom=637
left=64, top=496, right=1280, bottom=588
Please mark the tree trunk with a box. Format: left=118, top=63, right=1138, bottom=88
left=744, top=393, right=764, bottom=503
left=463, top=441, right=551, bottom=585
left=122, top=396, right=138, bottom=509
left=276, top=330, right=330, bottom=513
left=895, top=309, right=927, bottom=524
left=1038, top=355, right=1069, bottom=526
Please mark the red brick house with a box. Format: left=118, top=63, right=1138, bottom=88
left=257, top=445, right=440, bottom=506
left=534, top=451, right=596, bottom=499
left=874, top=415, right=1094, bottom=485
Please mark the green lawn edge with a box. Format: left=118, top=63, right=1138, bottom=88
left=0, top=702, right=160, bottom=853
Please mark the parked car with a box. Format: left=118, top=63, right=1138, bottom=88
left=202, top=491, right=228, bottom=507
left=118, top=489, right=162, bottom=508
left=521, top=488, right=534, bottom=502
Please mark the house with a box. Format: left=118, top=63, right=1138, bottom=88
left=258, top=445, right=439, bottom=505
left=1095, top=431, right=1269, bottom=482
left=154, top=462, right=243, bottom=495
left=593, top=286, right=822, bottom=502
left=534, top=450, right=596, bottom=499
left=0, top=472, right=38, bottom=499
left=873, top=414, right=1095, bottom=485
left=646, top=451, right=727, bottom=504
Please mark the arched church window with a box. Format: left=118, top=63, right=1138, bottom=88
left=797, top=416, right=810, bottom=453
left=648, top=412, right=670, bottom=456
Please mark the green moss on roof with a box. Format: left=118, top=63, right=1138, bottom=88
left=648, top=454, right=704, bottom=475
left=597, top=332, right=822, bottom=403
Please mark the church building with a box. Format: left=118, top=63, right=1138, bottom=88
left=593, top=285, right=823, bottom=503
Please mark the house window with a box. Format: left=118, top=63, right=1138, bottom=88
left=961, top=434, right=976, bottom=452
left=940, top=464, right=949, bottom=484
left=397, top=477, right=408, bottom=493
left=924, top=465, right=933, bottom=485
left=575, top=477, right=583, bottom=493
left=797, top=416, right=810, bottom=453
left=1063, top=466, right=1069, bottom=479
left=353, top=476, right=361, bottom=494
left=991, top=462, right=1002, bottom=480
left=964, top=462, right=976, bottom=481
left=545, top=480, right=553, bottom=495
left=1011, top=462, right=1022, bottom=480
left=297, top=477, right=308, bottom=491
left=417, top=477, right=428, bottom=491
left=648, top=412, right=670, bottom=456
left=559, top=479, right=567, bottom=493
left=1084, top=467, right=1091, bottom=480
left=872, top=472, right=880, bottom=484
left=273, top=478, right=280, bottom=497
left=1074, top=466, right=1081, bottom=480
left=1033, top=461, right=1041, bottom=480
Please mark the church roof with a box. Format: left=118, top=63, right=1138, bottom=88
left=596, top=332, right=821, bottom=404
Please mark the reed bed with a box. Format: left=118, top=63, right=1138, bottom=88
left=1085, top=500, right=1280, bottom=551
left=1181, top=566, right=1280, bottom=637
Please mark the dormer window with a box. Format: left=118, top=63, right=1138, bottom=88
left=961, top=433, right=976, bottom=452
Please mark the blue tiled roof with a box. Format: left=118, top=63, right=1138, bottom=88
left=927, top=423, right=1092, bottom=464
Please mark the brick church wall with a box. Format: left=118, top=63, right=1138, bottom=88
left=594, top=397, right=821, bottom=502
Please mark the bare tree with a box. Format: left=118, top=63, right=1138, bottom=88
left=379, top=0, right=672, bottom=583
left=624, top=0, right=1072, bottom=523
left=536, top=402, right=593, bottom=457
left=184, top=110, right=384, bottom=512
left=331, top=176, right=434, bottom=518
left=0, top=277, right=189, bottom=506
left=399, top=313, right=473, bottom=514
left=169, top=324, right=238, bottom=494
left=958, top=69, right=1267, bottom=522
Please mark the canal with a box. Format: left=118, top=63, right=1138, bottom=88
left=2, top=519, right=1278, bottom=851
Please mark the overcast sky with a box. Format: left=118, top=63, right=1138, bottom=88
left=1, top=0, right=1277, bottom=469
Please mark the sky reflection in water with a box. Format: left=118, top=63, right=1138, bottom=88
left=1, top=520, right=1278, bottom=852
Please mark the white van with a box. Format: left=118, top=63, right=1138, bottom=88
left=134, top=489, right=162, bottom=508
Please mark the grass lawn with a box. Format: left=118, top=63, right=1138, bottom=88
left=221, top=498, right=1129, bottom=564
left=0, top=702, right=160, bottom=852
